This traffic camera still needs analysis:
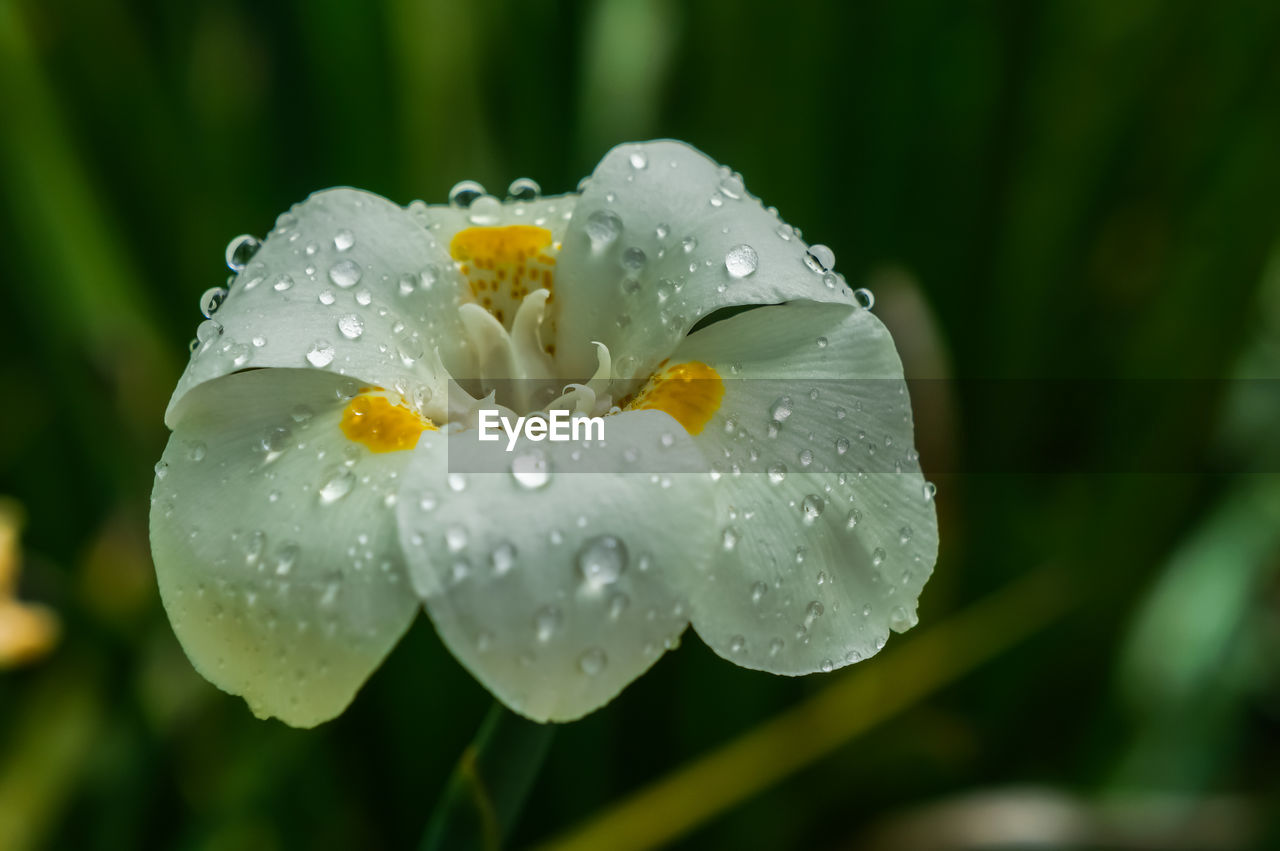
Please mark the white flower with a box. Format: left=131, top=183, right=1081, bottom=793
left=150, top=140, right=938, bottom=726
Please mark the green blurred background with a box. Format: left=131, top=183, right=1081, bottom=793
left=2, top=0, right=1279, bottom=848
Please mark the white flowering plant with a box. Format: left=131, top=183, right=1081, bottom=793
left=150, top=140, right=938, bottom=728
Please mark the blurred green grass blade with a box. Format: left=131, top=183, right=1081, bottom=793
left=421, top=702, right=556, bottom=851
left=536, top=566, right=1075, bottom=851
left=0, top=0, right=174, bottom=390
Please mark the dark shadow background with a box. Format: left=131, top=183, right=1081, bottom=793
left=1, top=1, right=1278, bottom=849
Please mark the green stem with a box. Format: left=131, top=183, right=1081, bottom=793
left=421, top=702, right=556, bottom=851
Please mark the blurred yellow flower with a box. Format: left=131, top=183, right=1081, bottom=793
left=0, top=500, right=59, bottom=667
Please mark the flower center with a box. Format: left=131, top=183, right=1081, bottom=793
left=341, top=392, right=437, bottom=453
left=623, top=361, right=724, bottom=435
left=450, top=225, right=558, bottom=340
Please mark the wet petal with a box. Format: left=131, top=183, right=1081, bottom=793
left=150, top=368, right=426, bottom=726
left=396, top=411, right=714, bottom=722
left=661, top=302, right=938, bottom=673
left=169, top=188, right=455, bottom=428
left=553, top=140, right=856, bottom=383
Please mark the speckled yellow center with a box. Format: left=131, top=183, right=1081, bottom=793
left=450, top=225, right=558, bottom=332
left=340, top=394, right=436, bottom=453
left=624, top=361, right=724, bottom=435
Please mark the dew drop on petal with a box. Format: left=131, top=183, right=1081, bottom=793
left=767, top=463, right=787, bottom=484
left=449, top=180, right=485, bottom=208
left=511, top=450, right=550, bottom=489
left=333, top=313, right=363, bottom=340
left=803, top=243, right=835, bottom=273
left=333, top=229, right=355, bottom=251
left=628, top=150, right=648, bottom=169
left=272, top=274, right=294, bottom=292
left=770, top=396, right=794, bottom=421
left=729, top=635, right=746, bottom=654
left=534, top=605, right=562, bottom=642
left=923, top=481, right=938, bottom=502
left=318, top=469, right=355, bottom=504
left=490, top=542, right=517, bottom=576
left=328, top=259, right=362, bottom=288
left=853, top=287, right=875, bottom=310
left=507, top=177, right=541, bottom=201
left=800, top=494, right=825, bottom=524
left=578, top=647, right=607, bottom=676
left=585, top=210, right=622, bottom=248
left=577, top=535, right=627, bottom=590
left=225, top=234, right=260, bottom=272
left=621, top=246, right=647, bottom=273
left=304, top=340, right=336, bottom=367
left=199, top=287, right=227, bottom=318
left=724, top=243, right=758, bottom=278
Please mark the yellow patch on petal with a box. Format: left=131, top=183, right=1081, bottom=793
left=624, top=361, right=724, bottom=435
left=450, top=225, right=558, bottom=330
left=340, top=394, right=436, bottom=453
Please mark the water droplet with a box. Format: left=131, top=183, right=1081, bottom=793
left=804, top=600, right=824, bottom=626
left=767, top=463, right=787, bottom=484
left=318, top=469, right=355, bottom=504
left=507, top=177, right=540, bottom=201
left=154, top=460, right=169, bottom=479
left=628, top=150, right=648, bottom=169
left=724, top=244, right=758, bottom=278
left=803, top=243, right=835, bottom=273
left=577, top=535, right=627, bottom=590
left=187, top=441, right=207, bottom=462
left=449, top=180, right=485, bottom=207
left=490, top=542, right=517, bottom=576
left=769, top=638, right=785, bottom=656
left=621, top=246, right=647, bottom=273
left=337, top=314, right=364, bottom=340
left=770, top=396, right=794, bottom=421
left=306, top=341, right=335, bottom=367
left=467, top=195, right=501, bottom=225
left=333, top=229, right=355, bottom=251
left=578, top=647, right=607, bottom=676
left=534, top=605, right=562, bottom=642
left=448, top=473, right=467, bottom=492
left=750, top=581, right=768, bottom=603
left=923, top=481, right=937, bottom=502
left=853, top=287, right=875, bottom=309
left=318, top=289, right=336, bottom=305
left=681, top=236, right=698, bottom=254
left=271, top=273, right=294, bottom=292
left=800, top=494, right=825, bottom=524
left=200, top=287, right=227, bottom=318
left=729, top=635, right=746, bottom=653
left=225, top=234, right=260, bottom=271
left=872, top=547, right=886, bottom=566
left=721, top=526, right=740, bottom=551
left=899, top=526, right=913, bottom=544
left=719, top=175, right=744, bottom=199
left=275, top=543, right=299, bottom=576
left=511, top=450, right=550, bottom=489
left=797, top=448, right=814, bottom=468
left=445, top=525, right=468, bottom=553
left=328, top=259, right=362, bottom=288
left=585, top=210, right=622, bottom=248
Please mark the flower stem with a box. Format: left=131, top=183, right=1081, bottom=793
left=421, top=702, right=556, bottom=851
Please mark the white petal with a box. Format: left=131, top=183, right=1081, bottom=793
left=552, top=140, right=857, bottom=382
left=396, top=411, right=715, bottom=722
left=169, top=188, right=456, bottom=428
left=662, top=302, right=938, bottom=673
left=150, top=369, right=423, bottom=726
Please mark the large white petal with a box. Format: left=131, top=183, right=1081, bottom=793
left=552, top=140, right=857, bottom=384
left=150, top=369, right=424, bottom=727
left=396, top=411, right=715, bottom=722
left=168, top=188, right=457, bottom=428
left=663, top=302, right=938, bottom=674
